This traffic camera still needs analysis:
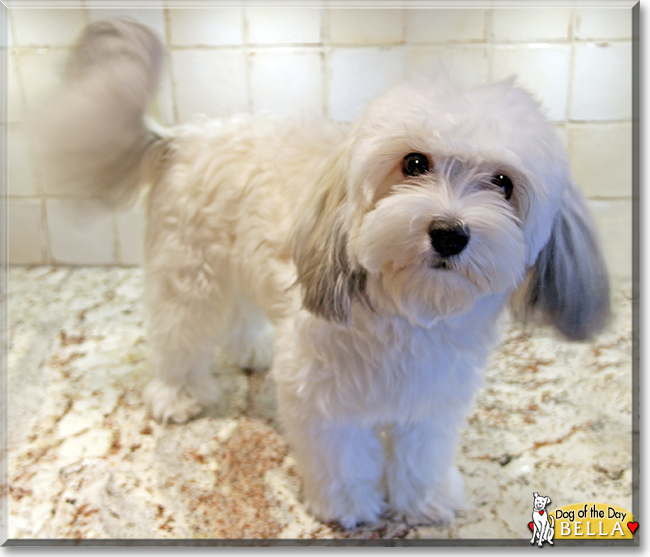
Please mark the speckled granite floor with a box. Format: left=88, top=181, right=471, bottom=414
left=4, top=266, right=635, bottom=543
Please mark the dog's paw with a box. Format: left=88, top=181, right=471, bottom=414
left=388, top=467, right=465, bottom=526
left=390, top=499, right=457, bottom=526
left=304, top=481, right=385, bottom=529
left=143, top=378, right=205, bottom=424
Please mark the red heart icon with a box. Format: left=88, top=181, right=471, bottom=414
left=528, top=521, right=534, bottom=531
left=627, top=522, right=638, bottom=534
left=539, top=511, right=544, bottom=515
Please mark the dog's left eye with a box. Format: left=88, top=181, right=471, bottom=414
left=491, top=174, right=514, bottom=200
left=402, top=153, right=430, bottom=177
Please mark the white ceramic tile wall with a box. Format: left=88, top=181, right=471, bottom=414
left=491, top=8, right=572, bottom=42
left=589, top=199, right=634, bottom=281
left=15, top=48, right=70, bottom=110
left=246, top=8, right=321, bottom=45
left=569, top=123, right=632, bottom=199
left=406, top=9, right=486, bottom=44
left=575, top=8, right=633, bottom=40
left=250, top=49, right=323, bottom=116
left=6, top=127, right=38, bottom=197
left=5, top=4, right=635, bottom=281
left=571, top=41, right=632, bottom=121
left=171, top=49, right=249, bottom=121
left=5, top=8, right=13, bottom=48
left=328, top=9, right=404, bottom=45
left=115, top=200, right=146, bottom=266
left=7, top=50, right=24, bottom=124
left=329, top=47, right=407, bottom=121
left=8, top=198, right=45, bottom=265
left=168, top=8, right=244, bottom=46
left=87, top=1, right=167, bottom=39
left=10, top=5, right=87, bottom=47
left=45, top=198, right=115, bottom=265
left=407, top=45, right=489, bottom=88
left=492, top=44, right=572, bottom=122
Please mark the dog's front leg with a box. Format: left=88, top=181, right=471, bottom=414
left=284, top=419, right=386, bottom=529
left=387, top=418, right=465, bottom=524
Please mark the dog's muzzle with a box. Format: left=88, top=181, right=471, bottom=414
left=429, top=221, right=471, bottom=258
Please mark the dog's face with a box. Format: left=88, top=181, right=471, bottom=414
left=533, top=492, right=551, bottom=512
left=293, top=78, right=609, bottom=337
left=344, top=79, right=566, bottom=323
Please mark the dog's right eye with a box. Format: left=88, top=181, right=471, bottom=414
left=402, top=153, right=430, bottom=177
left=491, top=173, right=514, bottom=200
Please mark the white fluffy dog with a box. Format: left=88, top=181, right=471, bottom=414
left=36, top=20, right=610, bottom=528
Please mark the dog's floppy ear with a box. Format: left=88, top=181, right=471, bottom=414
left=291, top=147, right=368, bottom=322
left=545, top=496, right=552, bottom=507
left=512, top=182, right=610, bottom=340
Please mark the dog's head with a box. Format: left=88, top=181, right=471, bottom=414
left=533, top=492, right=551, bottom=512
left=292, top=77, right=609, bottom=338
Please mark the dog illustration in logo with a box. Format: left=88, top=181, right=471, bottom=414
left=530, top=492, right=555, bottom=546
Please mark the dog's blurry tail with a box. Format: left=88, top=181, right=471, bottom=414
left=31, top=18, right=165, bottom=207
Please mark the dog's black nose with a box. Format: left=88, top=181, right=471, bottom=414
left=429, top=222, right=470, bottom=257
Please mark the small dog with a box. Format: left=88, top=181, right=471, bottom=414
left=530, top=492, right=555, bottom=546
left=35, top=19, right=610, bottom=528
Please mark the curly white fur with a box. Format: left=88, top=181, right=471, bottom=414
left=34, top=19, right=610, bottom=528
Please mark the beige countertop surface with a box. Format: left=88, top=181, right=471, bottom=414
left=5, top=266, right=635, bottom=543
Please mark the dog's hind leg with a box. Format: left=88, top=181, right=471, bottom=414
left=219, top=293, right=275, bottom=371
left=546, top=518, right=555, bottom=545
left=143, top=344, right=215, bottom=424
left=142, top=264, right=231, bottom=424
